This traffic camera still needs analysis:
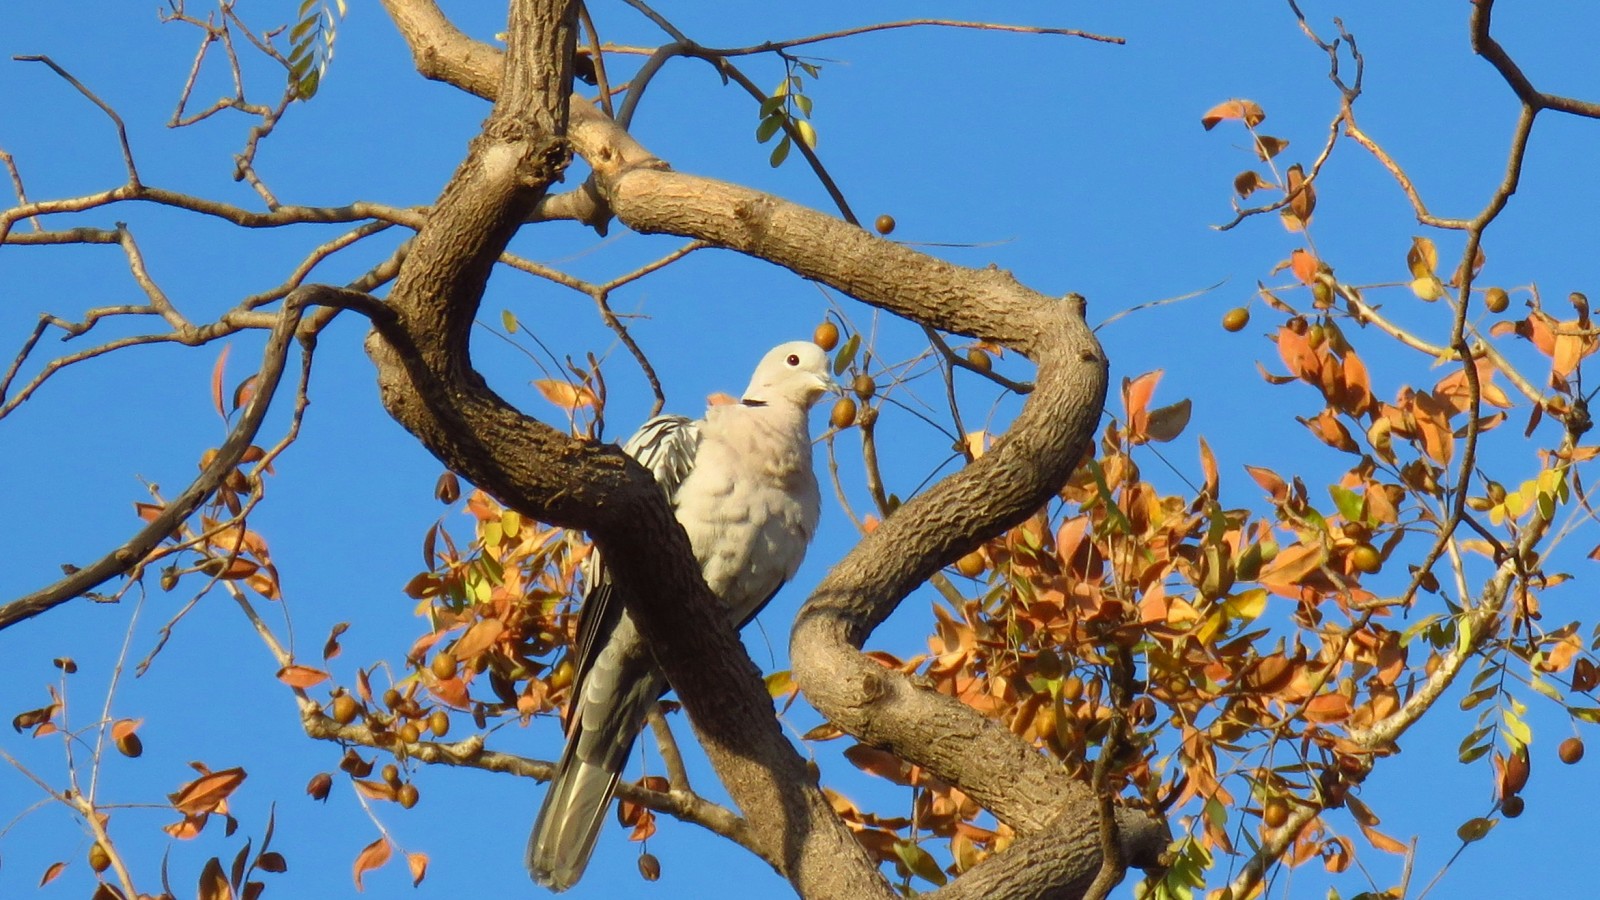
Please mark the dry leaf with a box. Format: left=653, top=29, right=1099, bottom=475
left=532, top=379, right=597, bottom=412
left=353, top=837, right=392, bottom=891
left=276, top=665, right=330, bottom=689
left=1201, top=98, right=1266, bottom=130
left=170, top=767, right=248, bottom=817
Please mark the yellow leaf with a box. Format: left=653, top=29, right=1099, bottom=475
left=1224, top=588, right=1268, bottom=622
left=1410, top=275, right=1447, bottom=302
left=1406, top=236, right=1438, bottom=280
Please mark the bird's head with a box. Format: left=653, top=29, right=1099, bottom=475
left=741, top=340, right=835, bottom=409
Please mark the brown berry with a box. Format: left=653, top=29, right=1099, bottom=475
left=331, top=694, right=360, bottom=725
left=1262, top=797, right=1289, bottom=829
left=1222, top=307, right=1250, bottom=332
left=398, top=722, right=421, bottom=744
left=89, top=842, right=111, bottom=873
left=812, top=321, right=840, bottom=351
left=873, top=214, right=896, bottom=236
left=430, top=651, right=457, bottom=681
left=955, top=551, right=985, bottom=578
left=115, top=733, right=143, bottom=759
left=1484, top=286, right=1510, bottom=314
left=829, top=396, right=858, bottom=429
left=397, top=783, right=419, bottom=809
left=638, top=852, right=661, bottom=881
left=1560, top=736, right=1585, bottom=765
left=382, top=688, right=402, bottom=710
left=1501, top=795, right=1525, bottom=818
left=966, top=348, right=992, bottom=373
left=429, top=710, right=450, bottom=737
left=307, top=772, right=333, bottom=801
left=381, top=763, right=401, bottom=786
left=852, top=373, right=876, bottom=399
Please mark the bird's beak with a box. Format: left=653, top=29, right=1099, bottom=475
left=808, top=374, right=837, bottom=407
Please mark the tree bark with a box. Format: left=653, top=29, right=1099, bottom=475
left=375, top=1, right=1166, bottom=896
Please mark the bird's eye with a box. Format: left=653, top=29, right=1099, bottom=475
left=787, top=354, right=800, bottom=366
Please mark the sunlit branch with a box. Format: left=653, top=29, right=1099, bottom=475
left=702, top=18, right=1124, bottom=57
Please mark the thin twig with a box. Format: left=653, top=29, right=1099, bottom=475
left=14, top=55, right=141, bottom=187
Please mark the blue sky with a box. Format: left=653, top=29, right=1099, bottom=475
left=3, top=2, right=1599, bottom=898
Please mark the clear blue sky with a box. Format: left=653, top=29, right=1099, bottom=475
left=3, top=2, right=1598, bottom=898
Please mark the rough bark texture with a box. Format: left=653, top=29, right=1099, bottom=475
left=374, top=1, right=1167, bottom=897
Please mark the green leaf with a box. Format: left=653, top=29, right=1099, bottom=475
left=833, top=333, right=860, bottom=375
left=755, top=114, right=784, bottom=144
left=1569, top=706, right=1600, bottom=724
left=1459, top=686, right=1497, bottom=711
left=799, top=62, right=820, bottom=78
left=290, top=15, right=318, bottom=43
left=1329, top=485, right=1364, bottom=523
left=1455, top=816, right=1495, bottom=843
left=793, top=93, right=814, bottom=117
left=758, top=95, right=786, bottom=117
left=500, top=309, right=519, bottom=334
left=768, top=135, right=791, bottom=167
left=892, top=842, right=947, bottom=886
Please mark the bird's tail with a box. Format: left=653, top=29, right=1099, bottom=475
left=527, top=668, right=661, bottom=891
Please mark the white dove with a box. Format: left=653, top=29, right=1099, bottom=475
left=527, top=340, right=834, bottom=891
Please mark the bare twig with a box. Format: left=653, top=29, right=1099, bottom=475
left=15, top=55, right=141, bottom=187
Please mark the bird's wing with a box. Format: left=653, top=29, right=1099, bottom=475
left=569, top=414, right=700, bottom=690
left=528, top=414, right=699, bottom=891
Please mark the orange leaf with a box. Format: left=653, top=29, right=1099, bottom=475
left=211, top=344, right=231, bottom=421
left=452, top=618, right=505, bottom=662
left=1122, top=370, right=1164, bottom=438
left=353, top=779, right=397, bottom=802
left=164, top=813, right=207, bottom=839
left=533, top=379, right=596, bottom=412
left=1200, top=98, right=1266, bottom=130
left=232, top=374, right=259, bottom=413
left=170, top=767, right=248, bottom=817
left=1245, top=465, right=1288, bottom=502
left=1359, top=820, right=1409, bottom=855
left=1258, top=542, right=1325, bottom=590
left=843, top=744, right=914, bottom=786
left=407, top=852, right=429, bottom=887
left=1300, top=409, right=1359, bottom=453
left=1339, top=351, right=1374, bottom=416
left=276, top=665, right=330, bottom=689
left=112, top=717, right=143, bottom=742
left=353, top=837, right=392, bottom=891
left=1304, top=693, right=1352, bottom=724
left=1199, top=437, right=1220, bottom=497
left=39, top=861, right=66, bottom=887
left=1289, top=248, right=1319, bottom=285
